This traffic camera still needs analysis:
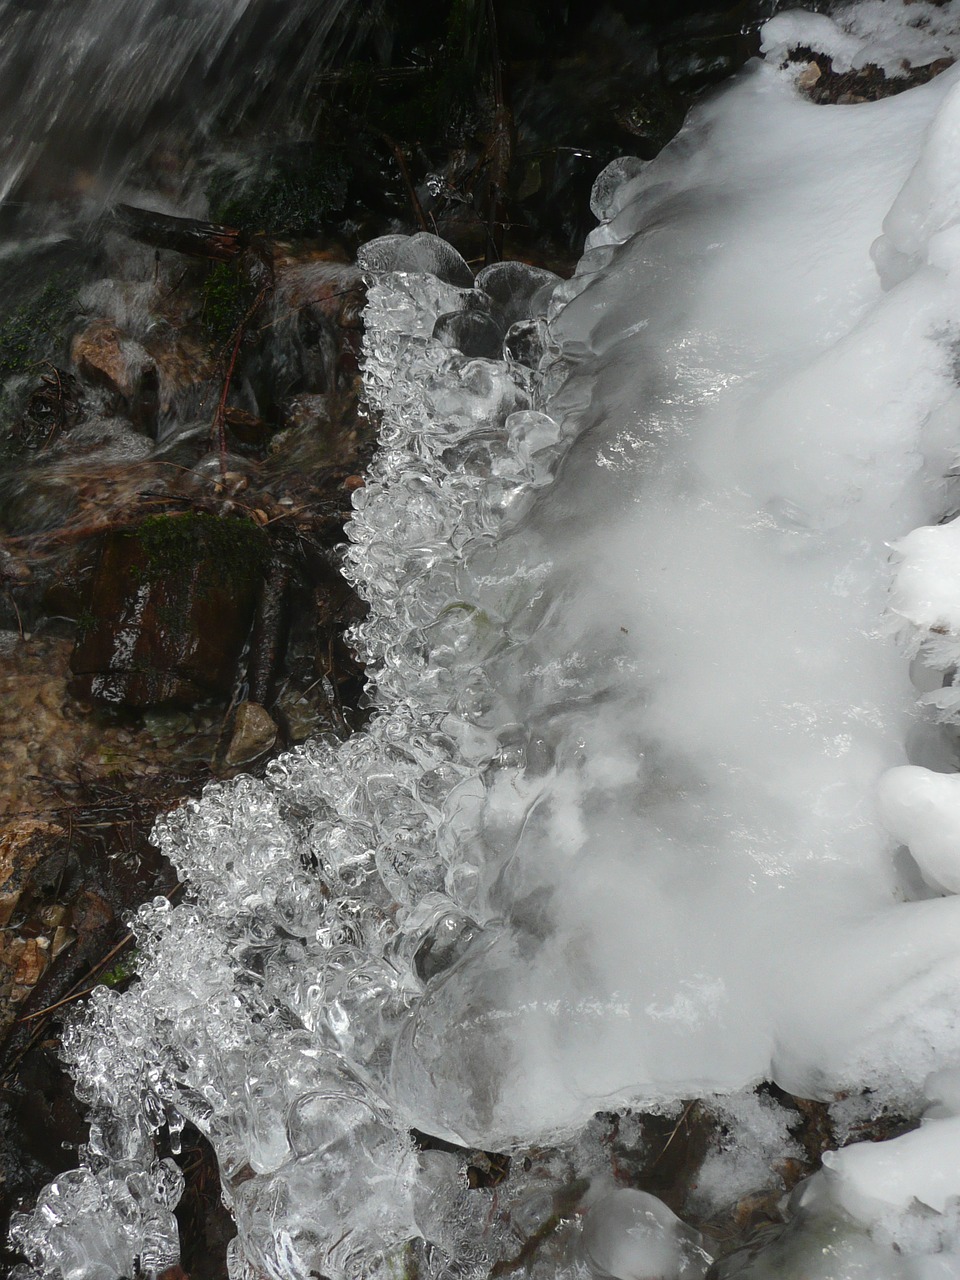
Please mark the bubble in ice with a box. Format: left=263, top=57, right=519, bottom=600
left=580, top=1189, right=712, bottom=1280
left=433, top=308, right=505, bottom=359
left=475, top=260, right=562, bottom=330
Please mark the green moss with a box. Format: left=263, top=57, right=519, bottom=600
left=100, top=949, right=138, bottom=988
left=134, top=511, right=270, bottom=591
left=207, top=149, right=351, bottom=238
left=0, top=269, right=82, bottom=381
left=199, top=261, right=256, bottom=346
left=75, top=607, right=96, bottom=637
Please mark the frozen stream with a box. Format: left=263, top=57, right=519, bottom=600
left=15, top=3, right=960, bottom=1278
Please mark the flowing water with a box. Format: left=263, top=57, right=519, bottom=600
left=0, top=0, right=368, bottom=204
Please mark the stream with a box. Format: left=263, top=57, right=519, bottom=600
left=6, top=2, right=960, bottom=1279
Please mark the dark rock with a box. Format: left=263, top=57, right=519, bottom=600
left=10, top=368, right=83, bottom=451
left=70, top=512, right=269, bottom=708
left=130, top=364, right=161, bottom=438
left=248, top=301, right=340, bottom=420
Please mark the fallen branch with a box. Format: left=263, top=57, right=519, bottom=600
left=114, top=204, right=245, bottom=263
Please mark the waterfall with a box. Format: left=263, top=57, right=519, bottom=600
left=0, top=0, right=363, bottom=203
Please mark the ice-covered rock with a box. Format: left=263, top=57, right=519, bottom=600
left=761, top=1, right=960, bottom=75
left=357, top=233, right=474, bottom=288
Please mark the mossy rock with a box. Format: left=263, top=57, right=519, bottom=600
left=207, top=147, right=352, bottom=238
left=135, top=510, right=269, bottom=586
left=0, top=268, right=83, bottom=383
left=198, top=260, right=259, bottom=346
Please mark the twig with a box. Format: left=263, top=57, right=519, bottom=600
left=483, top=0, right=512, bottom=263
left=5, top=586, right=24, bottom=640
left=379, top=132, right=429, bottom=231
left=14, top=885, right=183, bottom=1037
left=650, top=1100, right=699, bottom=1167
left=211, top=278, right=273, bottom=478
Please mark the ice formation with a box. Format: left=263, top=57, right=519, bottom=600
left=579, top=1190, right=711, bottom=1280
left=761, top=0, right=960, bottom=74
left=15, top=2, right=960, bottom=1278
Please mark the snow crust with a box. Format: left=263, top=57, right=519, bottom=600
left=762, top=1, right=960, bottom=74
left=394, top=30, right=960, bottom=1147
left=16, top=3, right=960, bottom=1279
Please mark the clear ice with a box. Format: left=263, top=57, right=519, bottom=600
left=15, top=3, right=960, bottom=1278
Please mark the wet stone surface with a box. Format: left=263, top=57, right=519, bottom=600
left=70, top=514, right=269, bottom=708
left=0, top=214, right=374, bottom=1273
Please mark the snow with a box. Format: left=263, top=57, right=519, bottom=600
left=762, top=1, right=960, bottom=75
left=16, top=3, right=960, bottom=1279
left=689, top=1090, right=802, bottom=1217
left=877, top=765, right=960, bottom=891
left=393, top=14, right=960, bottom=1147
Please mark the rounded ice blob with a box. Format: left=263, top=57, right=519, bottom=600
left=877, top=765, right=960, bottom=893
left=589, top=156, right=646, bottom=222
left=357, top=232, right=474, bottom=287
left=890, top=519, right=960, bottom=654
left=580, top=1189, right=711, bottom=1280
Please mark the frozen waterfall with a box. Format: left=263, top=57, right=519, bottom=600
left=14, top=3, right=960, bottom=1279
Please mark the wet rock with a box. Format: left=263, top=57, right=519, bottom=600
left=12, top=935, right=49, bottom=987
left=223, top=406, right=272, bottom=452
left=0, top=820, right=62, bottom=1032
left=784, top=49, right=954, bottom=105
left=249, top=298, right=342, bottom=419
left=273, top=253, right=364, bottom=328
left=0, top=821, right=59, bottom=932
left=659, top=31, right=753, bottom=94
left=70, top=512, right=269, bottom=708
left=0, top=544, right=31, bottom=587
left=281, top=392, right=330, bottom=434
left=275, top=686, right=325, bottom=743
left=224, top=701, right=277, bottom=766
left=71, top=319, right=150, bottom=401
left=71, top=319, right=165, bottom=437
left=130, top=363, right=160, bottom=437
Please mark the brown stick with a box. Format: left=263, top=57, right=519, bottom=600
left=379, top=132, right=430, bottom=231
left=210, top=277, right=273, bottom=477
left=483, top=0, right=513, bottom=262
